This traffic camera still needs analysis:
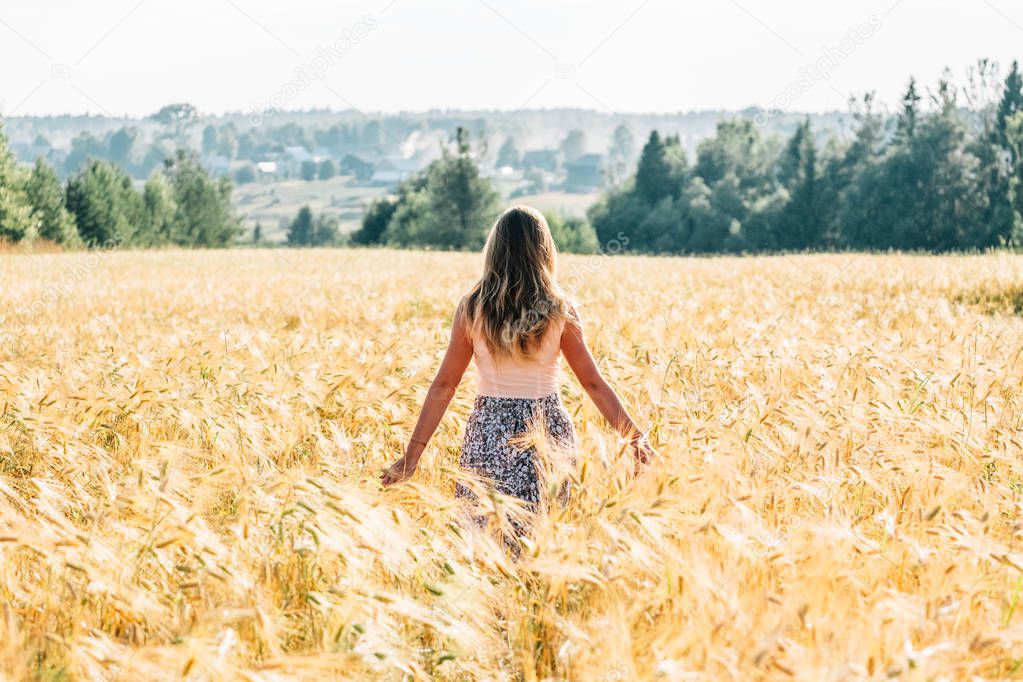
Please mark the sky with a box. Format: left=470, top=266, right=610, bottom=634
left=1, top=0, right=1020, bottom=118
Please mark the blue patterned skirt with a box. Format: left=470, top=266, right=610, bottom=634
left=454, top=393, right=576, bottom=508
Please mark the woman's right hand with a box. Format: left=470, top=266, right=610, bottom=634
left=381, top=455, right=419, bottom=487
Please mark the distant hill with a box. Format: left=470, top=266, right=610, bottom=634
left=3, top=106, right=856, bottom=181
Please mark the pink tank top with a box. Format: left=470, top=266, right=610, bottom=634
left=472, top=318, right=566, bottom=399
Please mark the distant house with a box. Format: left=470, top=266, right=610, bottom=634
left=256, top=161, right=278, bottom=180
left=563, top=153, right=604, bottom=193
left=522, top=149, right=561, bottom=172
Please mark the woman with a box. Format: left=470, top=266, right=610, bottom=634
left=380, top=205, right=653, bottom=513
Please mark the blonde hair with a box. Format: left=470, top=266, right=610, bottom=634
left=460, top=205, right=569, bottom=356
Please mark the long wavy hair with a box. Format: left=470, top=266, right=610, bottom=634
left=460, top=206, right=569, bottom=356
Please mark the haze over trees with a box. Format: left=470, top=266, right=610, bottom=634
left=2, top=60, right=1023, bottom=255
left=0, top=123, right=240, bottom=248
left=590, top=62, right=1023, bottom=253
left=352, top=127, right=501, bottom=249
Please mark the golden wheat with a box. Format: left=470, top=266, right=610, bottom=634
left=1, top=248, right=1023, bottom=680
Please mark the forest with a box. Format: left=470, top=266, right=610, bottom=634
left=2, top=61, right=1022, bottom=253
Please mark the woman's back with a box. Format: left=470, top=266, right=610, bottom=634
left=381, top=204, right=652, bottom=501
left=472, top=317, right=565, bottom=399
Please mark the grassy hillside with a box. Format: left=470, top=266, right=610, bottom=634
left=231, top=176, right=389, bottom=240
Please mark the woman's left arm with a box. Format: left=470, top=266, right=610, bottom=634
left=381, top=305, right=473, bottom=486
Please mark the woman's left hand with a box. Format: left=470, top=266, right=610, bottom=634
left=381, top=455, right=419, bottom=487
left=631, top=436, right=657, bottom=475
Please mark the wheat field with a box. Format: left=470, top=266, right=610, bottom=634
left=1, top=248, right=1023, bottom=680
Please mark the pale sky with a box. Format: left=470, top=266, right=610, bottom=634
left=1, top=0, right=1020, bottom=118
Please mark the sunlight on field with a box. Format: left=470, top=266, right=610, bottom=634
left=2, top=248, right=1023, bottom=680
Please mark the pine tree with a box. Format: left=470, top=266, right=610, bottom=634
left=25, top=158, right=79, bottom=245
left=0, top=123, right=39, bottom=243
left=607, top=124, right=636, bottom=186
left=776, top=120, right=822, bottom=249
left=162, top=150, right=240, bottom=246
left=202, top=125, right=219, bottom=156
left=65, top=159, right=141, bottom=246
left=287, top=206, right=314, bottom=245
left=559, top=130, right=586, bottom=163
left=1006, top=112, right=1023, bottom=245
left=896, top=78, right=921, bottom=142
left=777, top=121, right=808, bottom=189
left=997, top=61, right=1023, bottom=144
left=496, top=137, right=521, bottom=168
left=312, top=213, right=340, bottom=246
left=318, top=159, right=337, bottom=180
left=352, top=198, right=396, bottom=245
left=635, top=131, right=675, bottom=204
left=140, top=171, right=177, bottom=246
left=420, top=127, right=500, bottom=248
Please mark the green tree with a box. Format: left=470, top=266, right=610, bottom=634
left=149, top=102, right=199, bottom=145
left=318, top=158, right=337, bottom=180
left=201, top=125, right=219, bottom=156
left=140, top=171, right=177, bottom=246
left=849, top=76, right=986, bottom=250
left=895, top=78, right=921, bottom=143
left=287, top=206, right=314, bottom=245
left=694, top=120, right=774, bottom=193
left=588, top=183, right=650, bottom=248
left=380, top=128, right=499, bottom=248
left=65, top=159, right=142, bottom=246
left=25, top=158, right=79, bottom=245
left=301, top=160, right=318, bottom=181
left=497, top=136, right=521, bottom=168
left=997, top=61, right=1023, bottom=239
left=108, top=128, right=135, bottom=167
left=829, top=93, right=885, bottom=248
left=606, top=124, right=637, bottom=186
left=0, top=123, right=40, bottom=243
left=634, top=131, right=677, bottom=204
left=965, top=60, right=1017, bottom=247
left=312, top=212, right=340, bottom=246
left=560, top=130, right=586, bottom=163
left=64, top=133, right=105, bottom=175
left=150, top=103, right=199, bottom=127
left=352, top=197, right=397, bottom=245
left=421, top=127, right=500, bottom=247
left=1005, top=111, right=1023, bottom=244
left=216, top=124, right=238, bottom=160
left=775, top=120, right=823, bottom=249
left=234, top=164, right=257, bottom=184
left=545, top=212, right=598, bottom=253
left=0, top=143, right=37, bottom=241
left=997, top=61, right=1023, bottom=143
left=686, top=176, right=743, bottom=253
left=163, top=150, right=240, bottom=247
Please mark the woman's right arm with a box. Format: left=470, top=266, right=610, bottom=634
left=560, top=309, right=654, bottom=468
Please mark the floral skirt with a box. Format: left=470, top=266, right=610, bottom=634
left=454, top=393, right=576, bottom=509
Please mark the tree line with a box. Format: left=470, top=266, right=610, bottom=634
left=0, top=126, right=239, bottom=248
left=356, top=61, right=1023, bottom=255
left=351, top=128, right=599, bottom=253
left=591, top=62, right=1023, bottom=253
